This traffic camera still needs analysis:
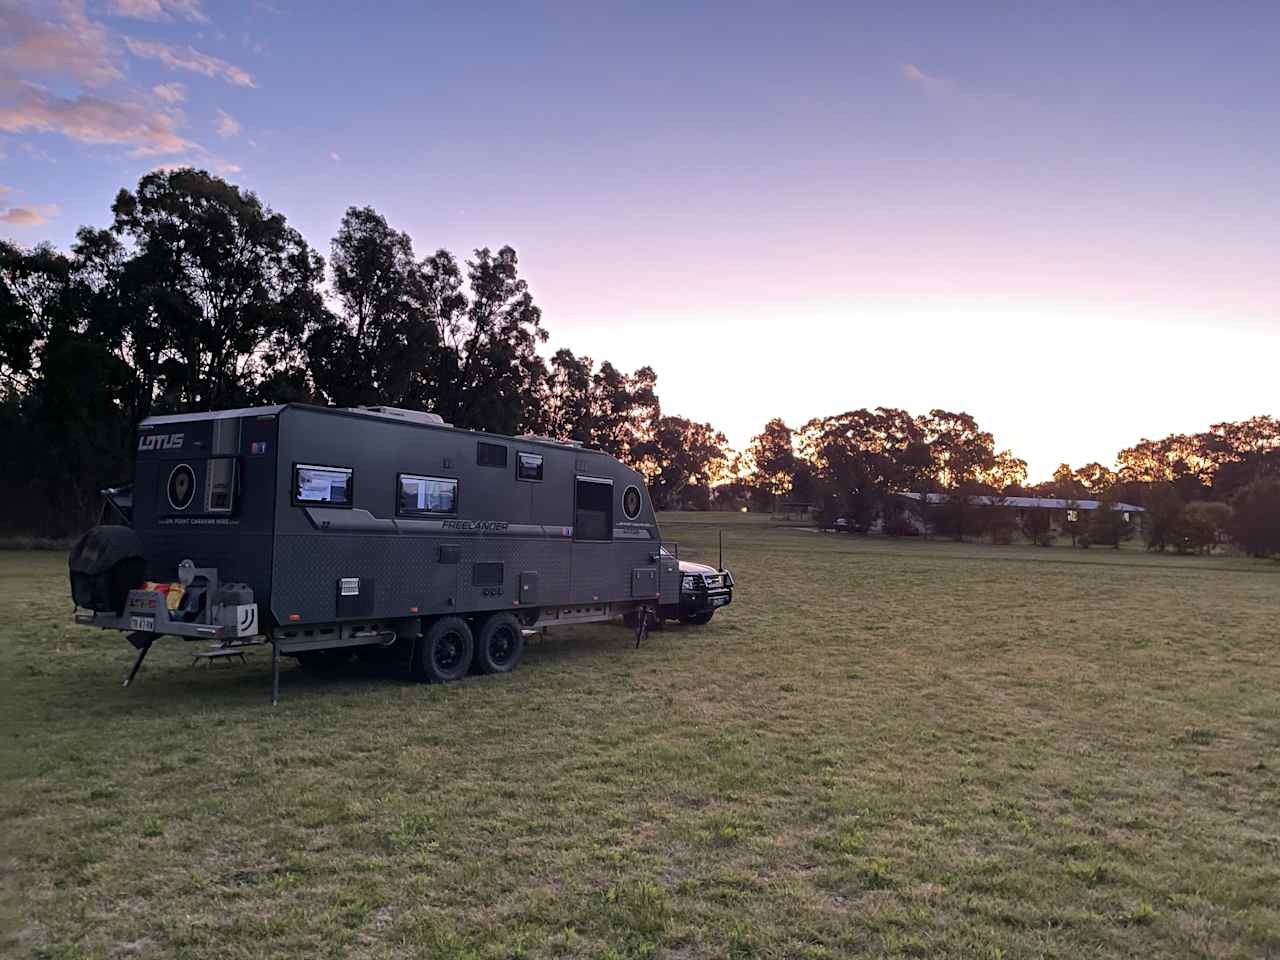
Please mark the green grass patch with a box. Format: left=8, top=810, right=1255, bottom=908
left=1, top=515, right=1279, bottom=957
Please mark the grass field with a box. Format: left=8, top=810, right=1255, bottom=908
left=2, top=515, right=1279, bottom=959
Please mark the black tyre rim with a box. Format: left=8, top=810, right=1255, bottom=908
left=488, top=625, right=518, bottom=666
left=433, top=631, right=465, bottom=672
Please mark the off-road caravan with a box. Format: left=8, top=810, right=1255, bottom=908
left=69, top=404, right=732, bottom=702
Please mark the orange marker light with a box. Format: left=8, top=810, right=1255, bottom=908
left=409, top=606, right=419, bottom=613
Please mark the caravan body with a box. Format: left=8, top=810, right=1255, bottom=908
left=71, top=403, right=682, bottom=696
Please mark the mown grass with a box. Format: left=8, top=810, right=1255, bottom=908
left=1, top=514, right=1278, bottom=958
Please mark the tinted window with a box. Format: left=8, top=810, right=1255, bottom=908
left=517, top=451, right=543, bottom=481
left=575, top=477, right=613, bottom=541
left=477, top=442, right=508, bottom=468
left=398, top=475, right=457, bottom=516
left=295, top=464, right=352, bottom=505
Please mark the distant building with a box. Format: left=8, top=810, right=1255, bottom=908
left=893, top=492, right=1144, bottom=532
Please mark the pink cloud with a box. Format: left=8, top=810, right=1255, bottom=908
left=0, top=204, right=58, bottom=226
left=124, top=37, right=255, bottom=87
left=152, top=82, right=187, bottom=103
left=108, top=0, right=209, bottom=24
left=0, top=0, right=123, bottom=88
left=901, top=63, right=945, bottom=93
left=214, top=109, right=240, bottom=139
left=0, top=84, right=193, bottom=156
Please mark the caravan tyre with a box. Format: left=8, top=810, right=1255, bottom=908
left=473, top=613, right=524, bottom=675
left=415, top=617, right=474, bottom=683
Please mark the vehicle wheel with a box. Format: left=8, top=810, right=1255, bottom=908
left=414, top=617, right=473, bottom=683
left=293, top=648, right=351, bottom=669
left=472, top=613, right=524, bottom=675
left=681, top=611, right=715, bottom=626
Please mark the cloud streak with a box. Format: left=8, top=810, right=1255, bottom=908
left=124, top=38, right=255, bottom=87
left=215, top=108, right=240, bottom=138
left=0, top=83, right=193, bottom=155
left=901, top=63, right=947, bottom=94
left=152, top=82, right=187, bottom=103
left=1, top=204, right=58, bottom=226
left=108, top=0, right=209, bottom=24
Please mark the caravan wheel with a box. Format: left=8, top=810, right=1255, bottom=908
left=473, top=613, right=524, bottom=675
left=414, top=617, right=473, bottom=683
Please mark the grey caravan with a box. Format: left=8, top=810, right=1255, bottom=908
left=70, top=403, right=684, bottom=699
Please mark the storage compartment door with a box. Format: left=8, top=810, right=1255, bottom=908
left=519, top=570, right=539, bottom=605
left=631, top=567, right=657, bottom=598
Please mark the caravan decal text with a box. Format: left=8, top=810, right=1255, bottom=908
left=138, top=432, right=185, bottom=451
left=441, top=519, right=510, bottom=532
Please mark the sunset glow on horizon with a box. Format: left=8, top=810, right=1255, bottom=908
left=4, top=1, right=1277, bottom=479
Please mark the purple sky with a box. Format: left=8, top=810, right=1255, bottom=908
left=3, top=1, right=1279, bottom=479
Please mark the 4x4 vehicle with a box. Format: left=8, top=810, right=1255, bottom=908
left=625, top=548, right=733, bottom=626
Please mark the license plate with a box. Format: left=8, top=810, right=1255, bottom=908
left=129, top=615, right=155, bottom=632
left=711, top=596, right=728, bottom=607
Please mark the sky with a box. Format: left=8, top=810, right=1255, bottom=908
left=2, top=0, right=1279, bottom=480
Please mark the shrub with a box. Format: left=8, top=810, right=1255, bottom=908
left=1089, top=497, right=1134, bottom=549
left=1020, top=509, right=1053, bottom=546
left=1230, top=478, right=1280, bottom=557
left=1182, top=501, right=1232, bottom=554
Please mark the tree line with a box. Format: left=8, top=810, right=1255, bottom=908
left=0, top=170, right=727, bottom=536
left=726, top=412, right=1280, bottom=556
left=3, top=168, right=1278, bottom=556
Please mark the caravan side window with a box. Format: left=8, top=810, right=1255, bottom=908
left=516, top=451, right=543, bottom=481
left=398, top=474, right=458, bottom=516
left=574, top=476, right=613, bottom=541
left=477, top=441, right=508, bottom=468
left=294, top=464, right=352, bottom=506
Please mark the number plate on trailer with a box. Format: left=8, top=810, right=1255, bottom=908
left=710, top=596, right=729, bottom=607
left=129, top=615, right=155, bottom=632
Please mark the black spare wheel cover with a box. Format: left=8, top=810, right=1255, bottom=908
left=167, top=463, right=196, bottom=510
left=68, top=525, right=146, bottom=613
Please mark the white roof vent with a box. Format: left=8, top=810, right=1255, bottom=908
left=351, top=405, right=449, bottom=426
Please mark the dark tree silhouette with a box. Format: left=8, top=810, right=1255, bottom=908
left=307, top=206, right=438, bottom=409
left=103, top=169, right=328, bottom=412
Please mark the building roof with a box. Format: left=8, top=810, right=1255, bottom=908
left=896, top=492, right=1144, bottom=512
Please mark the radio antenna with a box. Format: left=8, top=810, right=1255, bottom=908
left=719, top=528, right=723, bottom=571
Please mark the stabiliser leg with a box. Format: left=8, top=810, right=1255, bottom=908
left=123, top=632, right=154, bottom=687
left=634, top=605, right=651, bottom=649
left=272, top=639, right=280, bottom=707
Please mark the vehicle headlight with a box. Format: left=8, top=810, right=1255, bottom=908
left=682, top=575, right=697, bottom=591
